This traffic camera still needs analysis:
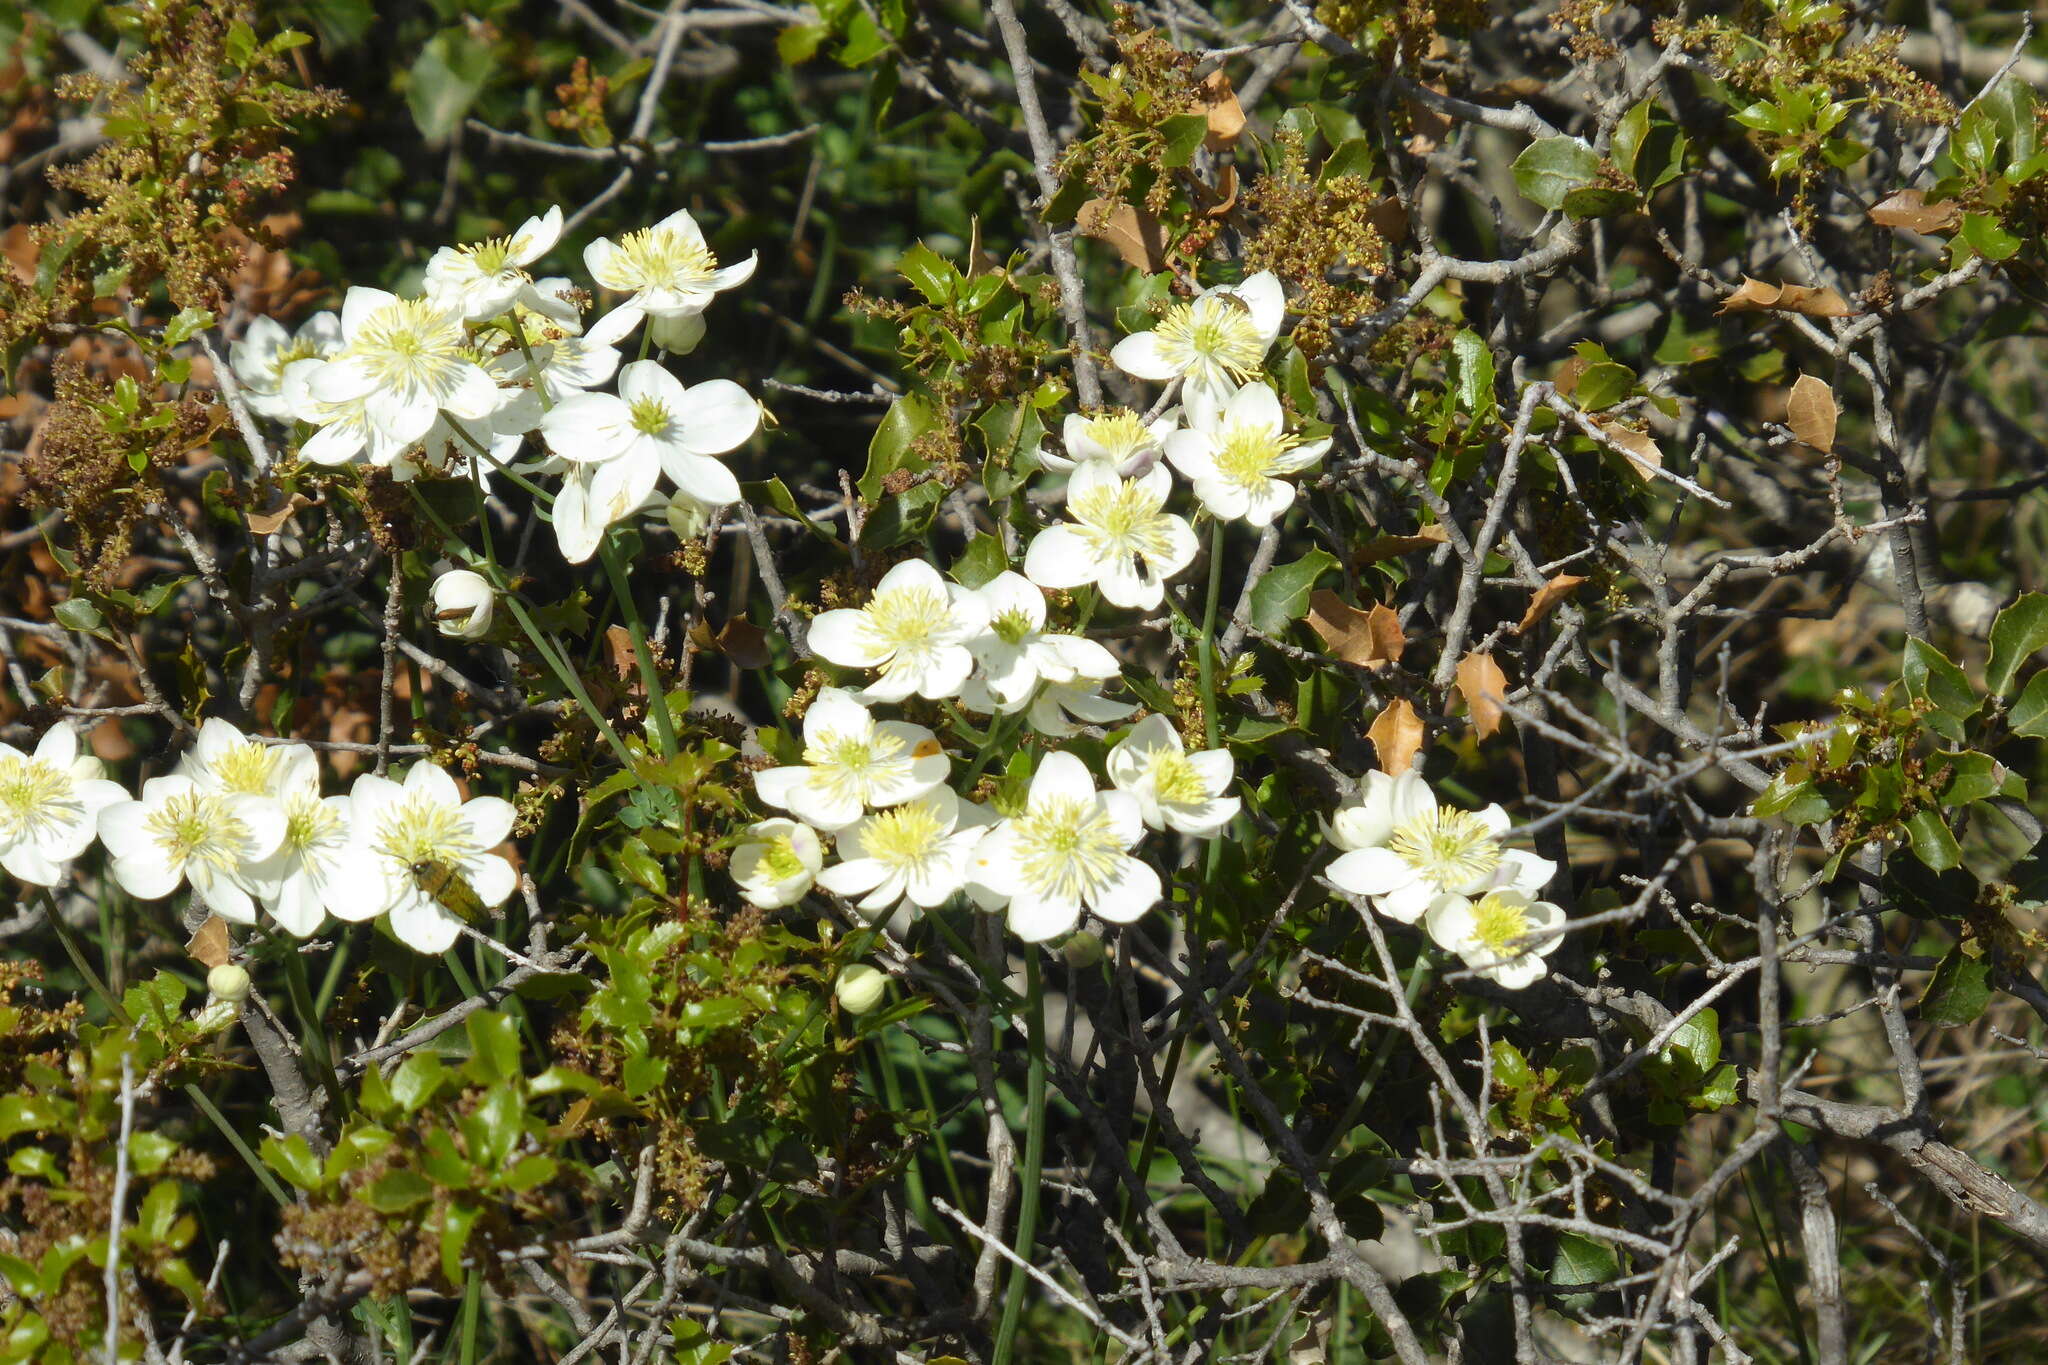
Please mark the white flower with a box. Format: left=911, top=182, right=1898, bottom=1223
left=730, top=818, right=824, bottom=909
left=430, top=568, right=495, bottom=640
left=957, top=676, right=1138, bottom=738
left=303, top=288, right=501, bottom=466
left=968, top=751, right=1157, bottom=943
left=539, top=359, right=759, bottom=508
left=97, top=775, right=286, bottom=922
left=1324, top=771, right=1553, bottom=923
left=423, top=205, right=563, bottom=322
left=1024, top=462, right=1197, bottom=611
left=583, top=209, right=757, bottom=333
left=246, top=770, right=361, bottom=936
left=1110, top=271, right=1284, bottom=409
left=1106, top=714, right=1239, bottom=837
left=350, top=762, right=519, bottom=955
left=394, top=388, right=540, bottom=484
left=1165, top=381, right=1329, bottom=527
left=807, top=560, right=988, bottom=703
left=551, top=459, right=660, bottom=564
left=816, top=787, right=984, bottom=914
left=834, top=963, right=889, bottom=1013
left=0, top=725, right=127, bottom=886
left=228, top=312, right=343, bottom=421
left=752, top=688, right=949, bottom=831
left=176, top=718, right=315, bottom=804
left=664, top=488, right=717, bottom=540
left=1039, top=407, right=1179, bottom=474
left=963, top=571, right=1120, bottom=708
left=1424, top=888, right=1566, bottom=990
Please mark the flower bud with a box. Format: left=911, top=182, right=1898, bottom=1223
left=430, top=569, right=495, bottom=640
left=834, top=964, right=888, bottom=1015
left=206, top=963, right=251, bottom=1004
left=665, top=491, right=716, bottom=541
left=1056, top=929, right=1105, bottom=969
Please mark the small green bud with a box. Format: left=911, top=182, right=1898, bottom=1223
left=206, top=963, right=251, bottom=1004
left=834, top=964, right=889, bottom=1015
left=1056, top=929, right=1105, bottom=968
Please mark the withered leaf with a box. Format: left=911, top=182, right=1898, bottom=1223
left=1594, top=420, right=1662, bottom=478
left=1716, top=275, right=1854, bottom=318
left=604, top=624, right=639, bottom=682
left=1078, top=199, right=1169, bottom=274
left=1868, top=189, right=1961, bottom=235
left=1307, top=590, right=1405, bottom=669
left=1455, top=652, right=1510, bottom=740
left=1354, top=523, right=1450, bottom=565
left=186, top=915, right=231, bottom=970
left=713, top=617, right=772, bottom=671
left=247, top=492, right=313, bottom=536
left=1196, top=163, right=1239, bottom=220
left=1518, top=573, right=1587, bottom=632
left=1786, top=373, right=1837, bottom=454
left=1368, top=698, right=1425, bottom=776
left=1198, top=69, right=1245, bottom=146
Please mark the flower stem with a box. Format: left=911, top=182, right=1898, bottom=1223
left=991, top=950, right=1047, bottom=1365
left=1198, top=516, right=1225, bottom=749
left=597, top=533, right=680, bottom=759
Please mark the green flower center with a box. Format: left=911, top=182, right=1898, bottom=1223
left=1070, top=477, right=1175, bottom=564
left=1212, top=423, right=1298, bottom=489
left=0, top=757, right=76, bottom=843
left=1145, top=750, right=1209, bottom=806
left=628, top=394, right=675, bottom=437
left=210, top=741, right=282, bottom=797
left=866, top=585, right=953, bottom=655
left=146, top=790, right=246, bottom=874
left=755, top=834, right=808, bottom=881
left=1386, top=808, right=1500, bottom=889
left=858, top=802, right=947, bottom=870
left=1014, top=795, right=1123, bottom=902
left=1469, top=893, right=1533, bottom=954
left=282, top=792, right=340, bottom=855
left=461, top=235, right=520, bottom=276
left=375, top=792, right=478, bottom=870
left=1080, top=410, right=1153, bottom=458
left=614, top=226, right=717, bottom=289
left=991, top=607, right=1037, bottom=646
left=355, top=297, right=466, bottom=386
left=1152, top=296, right=1265, bottom=381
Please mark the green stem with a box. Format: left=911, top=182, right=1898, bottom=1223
left=991, top=952, right=1047, bottom=1365
left=1199, top=516, right=1224, bottom=749
left=284, top=946, right=346, bottom=1119
left=598, top=534, right=679, bottom=758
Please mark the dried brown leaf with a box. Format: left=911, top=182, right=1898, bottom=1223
left=1455, top=652, right=1510, bottom=740
left=247, top=492, right=312, bottom=536
left=1198, top=70, right=1245, bottom=147
left=1517, top=573, right=1587, bottom=632
left=1717, top=275, right=1853, bottom=318
left=1307, top=590, right=1405, bottom=669
left=1594, top=420, right=1662, bottom=478
left=714, top=617, right=772, bottom=671
left=1196, top=163, right=1239, bottom=220
left=186, top=915, right=231, bottom=970
left=1786, top=373, right=1837, bottom=454
left=1368, top=698, right=1425, bottom=775
left=1354, top=523, right=1450, bottom=565
left=1078, top=199, right=1168, bottom=273
left=604, top=624, right=638, bottom=682
left=1868, top=188, right=1961, bottom=235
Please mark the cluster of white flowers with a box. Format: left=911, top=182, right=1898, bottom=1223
left=733, top=689, right=1236, bottom=944
left=1325, top=771, right=1566, bottom=989
left=228, top=205, right=759, bottom=566
left=0, top=718, right=516, bottom=955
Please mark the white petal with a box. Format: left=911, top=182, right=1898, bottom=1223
left=1088, top=853, right=1160, bottom=922
left=675, top=380, right=760, bottom=455
left=1326, top=847, right=1413, bottom=897
left=1110, top=331, right=1177, bottom=381
left=1023, top=526, right=1097, bottom=590
left=806, top=610, right=891, bottom=668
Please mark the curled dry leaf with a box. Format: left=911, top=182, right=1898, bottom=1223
left=1868, top=188, right=1961, bottom=235
left=1307, top=590, right=1405, bottom=668
left=1197, top=69, right=1245, bottom=147
left=1354, top=522, right=1450, bottom=565
left=1786, top=373, right=1838, bottom=454
left=1455, top=651, right=1510, bottom=740
left=1716, top=275, right=1854, bottom=318
left=186, top=914, right=231, bottom=970
left=1593, top=420, right=1662, bottom=478
left=1368, top=697, right=1425, bottom=775
left=713, top=616, right=772, bottom=671
left=1196, top=163, right=1239, bottom=220
left=247, top=492, right=314, bottom=536
left=1078, top=199, right=1169, bottom=274
left=1518, top=573, right=1587, bottom=632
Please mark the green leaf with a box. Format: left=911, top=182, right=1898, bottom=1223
left=1905, top=808, right=1962, bottom=871
left=1572, top=362, right=1635, bottom=412
left=1986, top=592, right=2048, bottom=696
left=440, top=1201, right=482, bottom=1283
left=2009, top=669, right=2048, bottom=736
left=1662, top=1007, right=1720, bottom=1073
left=1552, top=1231, right=1620, bottom=1301
left=1960, top=211, right=2022, bottom=261
left=406, top=29, right=494, bottom=142
left=363, top=1169, right=434, bottom=1213
left=259, top=1134, right=324, bottom=1191
left=857, top=395, right=934, bottom=501
left=1980, top=75, right=2038, bottom=171
left=1611, top=99, right=1651, bottom=178
left=53, top=598, right=107, bottom=635
left=973, top=399, right=1046, bottom=499
left=1902, top=637, right=1977, bottom=720
left=1320, top=136, right=1374, bottom=183
left=896, top=241, right=954, bottom=305
left=391, top=1053, right=448, bottom=1113
left=465, top=1086, right=524, bottom=1171
left=951, top=533, right=1010, bottom=589
left=739, top=477, right=838, bottom=543
left=1561, top=186, right=1637, bottom=220
left=1450, top=330, right=1496, bottom=422
left=1919, top=944, right=1993, bottom=1026
left=1247, top=549, right=1337, bottom=635
left=501, top=1154, right=558, bottom=1193
left=1160, top=113, right=1209, bottom=168
left=463, top=1011, right=522, bottom=1085
left=160, top=307, right=213, bottom=347
left=1510, top=137, right=1600, bottom=211
left=776, top=22, right=826, bottom=64
left=1932, top=750, right=2007, bottom=807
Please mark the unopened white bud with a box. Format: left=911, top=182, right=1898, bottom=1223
left=430, top=569, right=495, bottom=640
left=1056, top=929, right=1105, bottom=968
left=206, top=963, right=251, bottom=1004
left=834, top=964, right=888, bottom=1015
